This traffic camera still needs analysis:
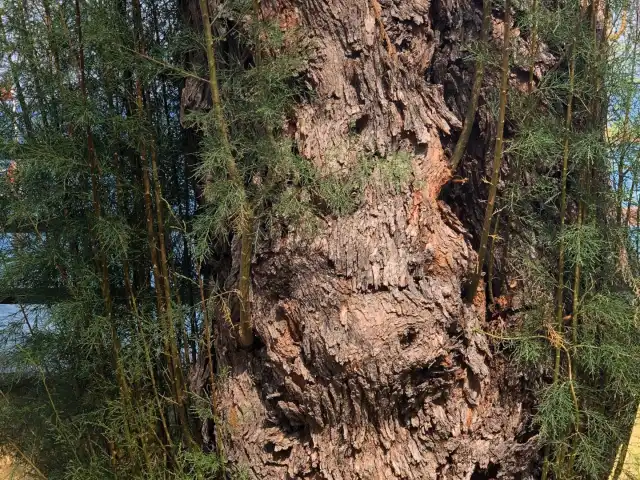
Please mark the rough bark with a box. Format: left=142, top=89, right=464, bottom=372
left=215, top=193, right=538, bottom=478
left=183, top=0, right=547, bottom=478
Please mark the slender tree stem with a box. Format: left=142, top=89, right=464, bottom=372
left=616, top=8, right=638, bottom=226
left=150, top=143, right=191, bottom=439
left=138, top=97, right=190, bottom=443
left=542, top=8, right=578, bottom=478
left=115, top=153, right=173, bottom=456
left=566, top=201, right=583, bottom=477
left=198, top=266, right=226, bottom=469
left=198, top=0, right=254, bottom=347
left=450, top=0, right=491, bottom=172
left=466, top=0, right=511, bottom=302
left=10, top=442, right=47, bottom=479
left=487, top=214, right=500, bottom=304
left=75, top=0, right=138, bottom=464
left=130, top=0, right=192, bottom=442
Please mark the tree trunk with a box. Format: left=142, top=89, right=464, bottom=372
left=184, top=0, right=543, bottom=478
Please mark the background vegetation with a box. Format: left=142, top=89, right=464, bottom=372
left=467, top=0, right=640, bottom=477
left=0, top=0, right=639, bottom=478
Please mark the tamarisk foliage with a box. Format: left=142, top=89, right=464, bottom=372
left=0, top=0, right=323, bottom=476
left=0, top=0, right=407, bottom=475
left=473, top=0, right=640, bottom=477
left=1, top=0, right=640, bottom=477
left=0, top=0, right=219, bottom=476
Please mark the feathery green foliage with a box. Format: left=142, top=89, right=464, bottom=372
left=484, top=0, right=640, bottom=477
left=0, top=0, right=416, bottom=475
left=0, top=0, right=638, bottom=477
left=0, top=0, right=314, bottom=476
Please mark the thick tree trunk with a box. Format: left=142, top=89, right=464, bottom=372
left=185, top=0, right=544, bottom=478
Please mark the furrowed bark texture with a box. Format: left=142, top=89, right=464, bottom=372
left=183, top=0, right=548, bottom=478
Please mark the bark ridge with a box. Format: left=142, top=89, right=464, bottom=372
left=206, top=0, right=540, bottom=477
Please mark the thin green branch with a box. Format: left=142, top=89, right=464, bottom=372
left=466, top=0, right=511, bottom=302
left=450, top=0, right=491, bottom=172
left=198, top=0, right=253, bottom=347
